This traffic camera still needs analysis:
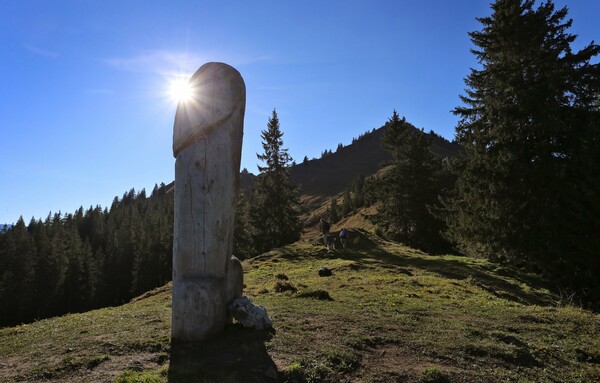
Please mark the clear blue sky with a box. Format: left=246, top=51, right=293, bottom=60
left=1, top=1, right=598, bottom=224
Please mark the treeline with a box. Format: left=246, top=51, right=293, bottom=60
left=0, top=184, right=173, bottom=327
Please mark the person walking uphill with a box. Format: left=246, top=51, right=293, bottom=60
left=319, top=218, right=330, bottom=248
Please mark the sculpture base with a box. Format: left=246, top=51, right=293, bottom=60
left=172, top=277, right=227, bottom=341
left=172, top=256, right=243, bottom=342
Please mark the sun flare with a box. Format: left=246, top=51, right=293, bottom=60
left=169, top=77, right=193, bottom=103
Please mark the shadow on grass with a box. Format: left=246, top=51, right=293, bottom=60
left=273, top=229, right=555, bottom=307
left=168, top=324, right=278, bottom=383
left=356, top=230, right=555, bottom=306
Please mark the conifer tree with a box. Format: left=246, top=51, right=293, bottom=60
left=341, top=189, right=352, bottom=217
left=375, top=111, right=447, bottom=252
left=351, top=173, right=366, bottom=208
left=444, top=0, right=600, bottom=296
left=233, top=194, right=256, bottom=259
left=250, top=109, right=302, bottom=253
left=329, top=198, right=340, bottom=223
left=0, top=217, right=37, bottom=324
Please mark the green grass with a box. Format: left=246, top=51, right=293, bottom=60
left=115, top=366, right=168, bottom=383
left=1, top=229, right=599, bottom=382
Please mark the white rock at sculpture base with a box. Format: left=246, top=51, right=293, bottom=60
left=228, top=296, right=273, bottom=330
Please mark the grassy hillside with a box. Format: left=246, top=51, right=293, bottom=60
left=1, top=230, right=599, bottom=383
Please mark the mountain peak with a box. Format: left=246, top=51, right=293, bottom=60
left=289, top=126, right=458, bottom=198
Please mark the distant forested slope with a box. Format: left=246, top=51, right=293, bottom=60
left=0, top=183, right=173, bottom=327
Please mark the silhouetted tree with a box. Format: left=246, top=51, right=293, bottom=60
left=374, top=111, right=448, bottom=252
left=443, top=0, right=600, bottom=300
left=250, top=110, right=302, bottom=253
left=233, top=194, right=256, bottom=259
left=329, top=198, right=340, bottom=223
left=341, top=189, right=352, bottom=217
left=351, top=173, right=366, bottom=209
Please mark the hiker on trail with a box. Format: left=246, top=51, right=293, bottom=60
left=339, top=228, right=349, bottom=249
left=319, top=218, right=330, bottom=247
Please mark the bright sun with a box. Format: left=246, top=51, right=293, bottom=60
left=169, top=77, right=193, bottom=103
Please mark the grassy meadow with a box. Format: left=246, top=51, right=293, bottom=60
left=1, top=230, right=599, bottom=382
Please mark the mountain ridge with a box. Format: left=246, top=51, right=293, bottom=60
left=239, top=125, right=459, bottom=200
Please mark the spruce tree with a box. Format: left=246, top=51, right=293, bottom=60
left=250, top=110, right=302, bottom=253
left=233, top=194, right=256, bottom=259
left=0, top=217, right=37, bottom=324
left=351, top=173, right=366, bottom=208
left=329, top=198, right=340, bottom=223
left=376, top=111, right=447, bottom=252
left=444, top=0, right=600, bottom=296
left=341, top=189, right=353, bottom=217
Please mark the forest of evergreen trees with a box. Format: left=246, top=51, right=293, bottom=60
left=0, top=183, right=173, bottom=327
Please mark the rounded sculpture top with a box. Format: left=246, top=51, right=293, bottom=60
left=173, top=62, right=246, bottom=157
